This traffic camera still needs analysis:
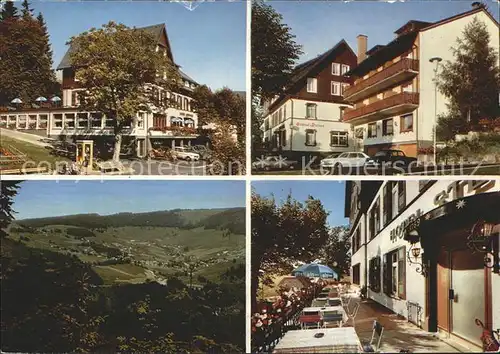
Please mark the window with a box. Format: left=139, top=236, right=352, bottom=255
left=281, top=129, right=286, bottom=147
left=53, top=114, right=63, bottom=129
left=352, top=228, right=361, bottom=254
left=307, top=78, right=317, bottom=93
left=341, top=64, right=350, bottom=75
left=77, top=113, right=88, bottom=129
left=352, top=264, right=360, bottom=285
left=341, top=83, right=350, bottom=95
left=368, top=123, right=377, bottom=138
left=64, top=113, right=75, bottom=128
left=306, top=103, right=317, bottom=119
left=105, top=116, right=114, bottom=128
left=184, top=98, right=189, bottom=111
left=398, top=181, right=406, bottom=211
left=331, top=81, right=341, bottom=96
left=383, top=182, right=393, bottom=226
left=331, top=63, right=341, bottom=75
left=71, top=91, right=80, bottom=106
left=90, top=112, right=102, bottom=129
left=392, top=183, right=398, bottom=219
left=369, top=257, right=381, bottom=293
left=369, top=199, right=380, bottom=240
left=400, top=113, right=413, bottom=132
left=383, top=247, right=406, bottom=298
left=305, top=129, right=316, bottom=146
left=382, top=118, right=393, bottom=136
left=137, top=112, right=145, bottom=128
left=330, top=131, right=348, bottom=147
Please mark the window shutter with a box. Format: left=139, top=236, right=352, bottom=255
left=382, top=253, right=389, bottom=295
left=398, top=247, right=406, bottom=299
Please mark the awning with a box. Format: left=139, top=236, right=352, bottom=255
left=184, top=118, right=194, bottom=122
left=170, top=117, right=183, bottom=122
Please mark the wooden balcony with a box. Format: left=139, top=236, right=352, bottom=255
left=343, top=92, right=419, bottom=123
left=344, top=58, right=419, bottom=102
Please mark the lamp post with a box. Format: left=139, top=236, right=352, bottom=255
left=429, top=57, right=442, bottom=165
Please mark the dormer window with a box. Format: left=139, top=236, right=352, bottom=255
left=331, top=63, right=341, bottom=76
left=306, top=78, right=317, bottom=93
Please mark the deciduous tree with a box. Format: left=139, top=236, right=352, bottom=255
left=436, top=17, right=500, bottom=140
left=251, top=191, right=330, bottom=309
left=69, top=22, right=180, bottom=161
left=251, top=1, right=302, bottom=100
left=319, top=225, right=351, bottom=278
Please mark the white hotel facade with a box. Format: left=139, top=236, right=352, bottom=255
left=346, top=179, right=500, bottom=351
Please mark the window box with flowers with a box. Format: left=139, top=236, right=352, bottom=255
left=149, top=126, right=197, bottom=136
left=28, top=122, right=37, bottom=129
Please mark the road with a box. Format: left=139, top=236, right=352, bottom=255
left=122, top=159, right=208, bottom=175
left=253, top=163, right=500, bottom=176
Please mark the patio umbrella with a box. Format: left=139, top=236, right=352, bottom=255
left=11, top=98, right=22, bottom=104
left=292, top=263, right=339, bottom=280
left=50, top=96, right=61, bottom=102
left=35, top=96, right=47, bottom=102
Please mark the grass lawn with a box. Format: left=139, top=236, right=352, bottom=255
left=1, top=135, right=69, bottom=170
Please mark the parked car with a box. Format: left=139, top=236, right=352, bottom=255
left=320, top=152, right=370, bottom=170
left=191, top=145, right=212, bottom=160
left=252, top=155, right=299, bottom=171
left=172, top=146, right=200, bottom=161
left=365, top=149, right=417, bottom=168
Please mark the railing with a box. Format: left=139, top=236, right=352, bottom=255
left=344, top=58, right=419, bottom=99
left=343, top=92, right=419, bottom=122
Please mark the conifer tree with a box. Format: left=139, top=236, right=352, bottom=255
left=21, top=0, right=33, bottom=19
left=0, top=1, right=19, bottom=20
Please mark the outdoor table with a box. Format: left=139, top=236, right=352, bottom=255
left=273, top=327, right=363, bottom=353
left=327, top=297, right=342, bottom=306
left=302, top=306, right=348, bottom=323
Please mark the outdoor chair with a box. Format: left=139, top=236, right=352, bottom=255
left=341, top=294, right=352, bottom=309
left=321, top=310, right=344, bottom=328
left=345, top=301, right=361, bottom=327
left=363, top=320, right=384, bottom=352
left=312, top=298, right=327, bottom=307
left=299, top=314, right=321, bottom=329
left=327, top=298, right=341, bottom=306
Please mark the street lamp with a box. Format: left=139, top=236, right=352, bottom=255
left=429, top=57, right=442, bottom=165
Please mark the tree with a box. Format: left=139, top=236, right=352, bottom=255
left=319, top=226, right=351, bottom=278
left=0, top=2, right=58, bottom=106
left=251, top=1, right=302, bottom=100
left=20, top=0, right=32, bottom=19
left=69, top=22, right=180, bottom=161
left=1, top=0, right=18, bottom=20
left=251, top=191, right=330, bottom=309
left=436, top=17, right=500, bottom=140
left=192, top=86, right=246, bottom=175
left=0, top=181, right=21, bottom=238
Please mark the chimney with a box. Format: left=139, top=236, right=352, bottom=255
left=471, top=2, right=485, bottom=9
left=357, top=35, right=368, bottom=64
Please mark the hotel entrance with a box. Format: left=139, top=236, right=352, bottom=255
left=437, top=247, right=486, bottom=347
left=404, top=188, right=500, bottom=351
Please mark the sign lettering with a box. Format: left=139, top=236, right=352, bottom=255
left=434, top=180, right=496, bottom=206
left=390, top=209, right=423, bottom=243
left=296, top=122, right=325, bottom=128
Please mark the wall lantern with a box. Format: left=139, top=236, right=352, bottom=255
left=411, top=246, right=421, bottom=258
left=467, top=220, right=499, bottom=273
left=405, top=223, right=428, bottom=276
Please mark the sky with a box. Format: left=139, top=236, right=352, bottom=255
left=12, top=180, right=246, bottom=220
left=27, top=1, right=246, bottom=91
left=252, top=180, right=348, bottom=227
left=269, top=0, right=500, bottom=64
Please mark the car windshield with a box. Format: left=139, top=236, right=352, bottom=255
left=374, top=151, right=387, bottom=157
left=326, top=154, right=338, bottom=159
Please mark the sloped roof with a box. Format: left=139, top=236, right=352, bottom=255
left=346, top=6, right=499, bottom=78
left=179, top=69, right=198, bottom=85
left=267, top=40, right=355, bottom=112
left=57, top=23, right=175, bottom=70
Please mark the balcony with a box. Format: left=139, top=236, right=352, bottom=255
left=344, top=58, right=419, bottom=102
left=343, top=92, right=419, bottom=123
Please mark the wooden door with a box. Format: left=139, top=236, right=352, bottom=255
left=437, top=249, right=450, bottom=332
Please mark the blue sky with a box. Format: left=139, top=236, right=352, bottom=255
left=12, top=180, right=246, bottom=220
left=269, top=1, right=500, bottom=63
left=252, top=181, right=348, bottom=227
left=27, top=1, right=246, bottom=91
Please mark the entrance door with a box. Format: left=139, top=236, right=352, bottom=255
left=436, top=248, right=485, bottom=347
left=450, top=249, right=485, bottom=346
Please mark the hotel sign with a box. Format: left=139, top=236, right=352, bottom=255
left=390, top=209, right=423, bottom=243
left=433, top=180, right=496, bottom=207
left=296, top=122, right=325, bottom=128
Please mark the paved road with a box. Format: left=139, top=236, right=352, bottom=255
left=122, top=159, right=208, bottom=175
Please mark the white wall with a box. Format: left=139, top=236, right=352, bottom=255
left=354, top=111, right=418, bottom=147
left=351, top=217, right=366, bottom=287
left=418, top=11, right=500, bottom=144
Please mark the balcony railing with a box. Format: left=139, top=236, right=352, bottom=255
left=343, top=92, right=419, bottom=122
left=344, top=58, right=419, bottom=101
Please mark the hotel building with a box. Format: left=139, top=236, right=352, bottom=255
left=346, top=179, right=500, bottom=351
